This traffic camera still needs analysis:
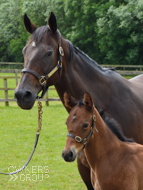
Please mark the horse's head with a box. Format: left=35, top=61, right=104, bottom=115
left=62, top=91, right=95, bottom=162
left=14, top=12, right=64, bottom=109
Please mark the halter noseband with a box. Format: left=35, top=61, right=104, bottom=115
left=21, top=32, right=64, bottom=99
left=67, top=114, right=99, bottom=150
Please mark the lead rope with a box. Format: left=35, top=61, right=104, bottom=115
left=37, top=98, right=43, bottom=133
left=0, top=99, right=43, bottom=175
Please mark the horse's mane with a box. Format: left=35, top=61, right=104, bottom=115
left=67, top=40, right=115, bottom=72
left=66, top=40, right=74, bottom=63
left=73, top=46, right=103, bottom=71
left=99, top=110, right=134, bottom=143
left=67, top=40, right=103, bottom=71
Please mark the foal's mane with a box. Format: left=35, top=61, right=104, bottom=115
left=99, top=110, right=134, bottom=142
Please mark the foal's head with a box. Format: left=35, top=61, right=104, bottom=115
left=62, top=91, right=97, bottom=162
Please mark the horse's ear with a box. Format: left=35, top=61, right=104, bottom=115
left=24, top=14, right=37, bottom=34
left=48, top=12, right=57, bottom=33
left=64, top=91, right=76, bottom=110
left=84, top=92, right=94, bottom=110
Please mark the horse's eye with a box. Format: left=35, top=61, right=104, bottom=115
left=45, top=50, right=53, bottom=57
left=83, top=123, right=89, bottom=128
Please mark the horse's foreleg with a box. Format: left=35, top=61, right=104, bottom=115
left=77, top=157, right=94, bottom=190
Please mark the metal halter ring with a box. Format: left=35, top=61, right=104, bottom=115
left=75, top=136, right=82, bottom=143
left=93, top=115, right=96, bottom=121
left=59, top=47, right=64, bottom=56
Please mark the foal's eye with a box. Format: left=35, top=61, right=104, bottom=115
left=45, top=50, right=53, bottom=57
left=83, top=123, right=89, bottom=128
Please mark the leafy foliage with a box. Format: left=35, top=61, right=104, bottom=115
left=96, top=0, right=143, bottom=64
left=0, top=0, right=143, bottom=65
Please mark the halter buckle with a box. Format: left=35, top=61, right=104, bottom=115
left=59, top=47, right=64, bottom=56
left=75, top=136, right=82, bottom=143
left=93, top=115, right=96, bottom=121
left=39, top=76, right=46, bottom=86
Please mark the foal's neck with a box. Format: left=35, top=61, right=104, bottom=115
left=84, top=108, right=121, bottom=169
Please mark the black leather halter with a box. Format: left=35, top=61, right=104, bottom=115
left=67, top=114, right=99, bottom=150
left=21, top=32, right=64, bottom=99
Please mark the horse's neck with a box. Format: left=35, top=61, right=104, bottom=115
left=55, top=39, right=111, bottom=108
left=85, top=109, right=121, bottom=170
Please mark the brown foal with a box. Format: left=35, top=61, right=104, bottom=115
left=62, top=91, right=143, bottom=190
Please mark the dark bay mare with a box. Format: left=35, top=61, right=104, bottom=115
left=62, top=92, right=143, bottom=190
left=14, top=12, right=143, bottom=190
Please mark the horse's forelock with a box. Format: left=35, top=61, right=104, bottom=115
left=32, top=26, right=50, bottom=43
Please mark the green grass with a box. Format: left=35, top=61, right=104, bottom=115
left=0, top=102, right=86, bottom=190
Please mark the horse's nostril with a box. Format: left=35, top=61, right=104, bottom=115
left=14, top=89, right=36, bottom=109
left=23, top=91, right=32, bottom=100
left=14, top=90, right=33, bottom=102
left=14, top=90, right=23, bottom=100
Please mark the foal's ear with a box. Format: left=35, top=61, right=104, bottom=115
left=48, top=12, right=57, bottom=33
left=84, top=92, right=94, bottom=110
left=64, top=91, right=76, bottom=110
left=23, top=14, right=37, bottom=34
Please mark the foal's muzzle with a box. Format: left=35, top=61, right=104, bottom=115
left=62, top=149, right=76, bottom=162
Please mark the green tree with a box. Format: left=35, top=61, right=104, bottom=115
left=0, top=0, right=21, bottom=61
left=63, top=0, right=126, bottom=63
left=0, top=0, right=49, bottom=62
left=96, top=0, right=143, bottom=65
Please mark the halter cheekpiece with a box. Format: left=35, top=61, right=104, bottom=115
left=21, top=31, right=64, bottom=99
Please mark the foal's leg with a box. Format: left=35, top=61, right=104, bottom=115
left=77, top=157, right=94, bottom=190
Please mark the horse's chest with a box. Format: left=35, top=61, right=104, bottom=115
left=90, top=169, right=102, bottom=190
left=78, top=150, right=89, bottom=168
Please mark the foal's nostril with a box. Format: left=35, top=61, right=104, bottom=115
left=62, top=150, right=74, bottom=162
left=69, top=151, right=73, bottom=159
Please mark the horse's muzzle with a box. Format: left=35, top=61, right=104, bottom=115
left=14, top=88, right=36, bottom=109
